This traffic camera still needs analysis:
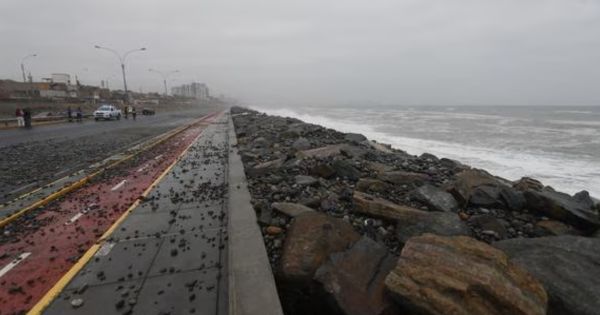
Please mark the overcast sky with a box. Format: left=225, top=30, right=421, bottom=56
left=1, top=0, right=599, bottom=106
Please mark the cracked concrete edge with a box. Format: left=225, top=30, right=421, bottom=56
left=227, top=110, right=284, bottom=315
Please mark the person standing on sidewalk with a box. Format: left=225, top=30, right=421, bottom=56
left=67, top=106, right=73, bottom=122
left=15, top=108, right=24, bottom=127
left=131, top=106, right=137, bottom=120
left=23, top=108, right=32, bottom=129
left=76, top=107, right=83, bottom=123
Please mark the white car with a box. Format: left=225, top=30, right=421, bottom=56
left=93, top=104, right=122, bottom=121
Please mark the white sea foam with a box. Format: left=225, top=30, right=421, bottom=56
left=253, top=106, right=600, bottom=197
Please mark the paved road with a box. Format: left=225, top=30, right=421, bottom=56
left=0, top=106, right=224, bottom=204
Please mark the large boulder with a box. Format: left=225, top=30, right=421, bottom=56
left=523, top=188, right=600, bottom=230
left=314, top=237, right=398, bottom=315
left=344, top=133, right=367, bottom=143
left=385, top=234, right=548, bottom=315
left=449, top=169, right=525, bottom=210
left=396, top=212, right=470, bottom=243
left=412, top=184, right=459, bottom=212
left=494, top=236, right=600, bottom=315
left=353, top=191, right=469, bottom=242
left=281, top=212, right=360, bottom=282
left=355, top=178, right=391, bottom=193
left=377, top=171, right=430, bottom=186
left=353, top=191, right=428, bottom=221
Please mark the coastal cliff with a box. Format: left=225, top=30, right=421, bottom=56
left=231, top=107, right=600, bottom=315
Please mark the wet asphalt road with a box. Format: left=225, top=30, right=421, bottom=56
left=0, top=106, right=224, bottom=204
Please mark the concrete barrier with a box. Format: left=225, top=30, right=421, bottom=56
left=227, top=111, right=284, bottom=315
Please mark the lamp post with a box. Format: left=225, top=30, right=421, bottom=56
left=94, top=45, right=146, bottom=100
left=20, top=53, right=37, bottom=83
left=148, top=69, right=179, bottom=96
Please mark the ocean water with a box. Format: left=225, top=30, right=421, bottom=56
left=251, top=105, right=600, bottom=198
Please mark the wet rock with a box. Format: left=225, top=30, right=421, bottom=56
left=331, top=159, right=360, bottom=181
left=385, top=234, right=547, bottom=315
left=281, top=212, right=360, bottom=281
left=297, top=144, right=346, bottom=159
left=495, top=236, right=600, bottom=315
left=353, top=191, right=428, bottom=221
left=412, top=184, right=458, bottom=212
left=292, top=137, right=311, bottom=150
left=310, top=164, right=336, bottom=179
left=396, top=212, right=470, bottom=243
left=265, top=226, right=283, bottom=235
left=377, top=171, right=430, bottom=186
left=295, top=175, right=318, bottom=186
left=523, top=188, right=600, bottom=230
left=344, top=133, right=367, bottom=143
left=535, top=220, right=576, bottom=236
left=469, top=214, right=508, bottom=239
left=449, top=169, right=524, bottom=210
left=355, top=178, right=391, bottom=193
left=365, top=141, right=393, bottom=154
left=272, top=202, right=315, bottom=217
left=246, top=158, right=285, bottom=177
left=513, top=177, right=544, bottom=192
left=314, top=237, right=397, bottom=315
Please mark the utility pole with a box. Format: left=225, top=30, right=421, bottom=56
left=94, top=45, right=146, bottom=102
left=148, top=69, right=179, bottom=96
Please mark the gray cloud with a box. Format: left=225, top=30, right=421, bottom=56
left=1, top=0, right=599, bottom=105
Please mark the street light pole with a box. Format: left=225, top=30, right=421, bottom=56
left=94, top=45, right=146, bottom=101
left=20, top=54, right=37, bottom=83
left=148, top=69, right=179, bottom=96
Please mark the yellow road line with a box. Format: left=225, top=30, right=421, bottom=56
left=0, top=114, right=210, bottom=228
left=27, top=114, right=217, bottom=315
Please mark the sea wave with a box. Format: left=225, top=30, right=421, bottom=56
left=253, top=106, right=600, bottom=197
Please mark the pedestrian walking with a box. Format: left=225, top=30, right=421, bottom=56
left=15, top=108, right=24, bottom=127
left=23, top=108, right=32, bottom=129
left=124, top=105, right=129, bottom=119
left=67, top=107, right=73, bottom=122
left=76, top=107, right=83, bottom=123
left=131, top=106, right=137, bottom=121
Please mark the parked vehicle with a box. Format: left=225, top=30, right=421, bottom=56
left=142, top=108, right=155, bottom=115
left=93, top=104, right=122, bottom=121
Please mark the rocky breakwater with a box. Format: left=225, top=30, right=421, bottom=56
left=231, top=107, right=600, bottom=315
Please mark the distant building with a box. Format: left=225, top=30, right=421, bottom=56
left=51, top=73, right=71, bottom=85
left=171, top=82, right=210, bottom=100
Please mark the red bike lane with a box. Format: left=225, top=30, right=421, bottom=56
left=0, top=112, right=220, bottom=315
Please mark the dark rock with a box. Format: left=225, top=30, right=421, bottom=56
left=353, top=191, right=428, bottom=221
left=331, top=159, right=360, bottom=181
left=495, top=236, right=600, bottom=315
left=355, top=178, right=391, bottom=193
left=344, top=133, right=367, bottom=143
left=377, top=171, right=430, bottom=186
left=513, top=177, right=544, bottom=192
left=535, top=220, right=577, bottom=236
left=449, top=169, right=524, bottom=210
left=281, top=212, right=360, bottom=281
left=314, top=237, right=397, bottom=315
left=412, top=184, right=458, bottom=212
left=386, top=234, right=548, bottom=315
left=396, top=212, right=470, bottom=243
left=297, top=144, right=346, bottom=159
left=310, top=164, right=336, bottom=179
left=523, top=188, right=600, bottom=230
left=469, top=214, right=508, bottom=239
left=419, top=153, right=439, bottom=162
left=246, top=158, right=285, bottom=177
left=272, top=202, right=315, bottom=217
left=295, top=175, right=318, bottom=186
left=292, top=137, right=311, bottom=150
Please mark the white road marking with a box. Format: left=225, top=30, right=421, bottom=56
left=0, top=252, right=31, bottom=278
left=111, top=180, right=127, bottom=191
left=66, top=212, right=84, bottom=224
left=137, top=164, right=149, bottom=173
left=95, top=242, right=115, bottom=257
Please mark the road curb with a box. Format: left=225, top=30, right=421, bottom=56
left=227, top=110, right=284, bottom=315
